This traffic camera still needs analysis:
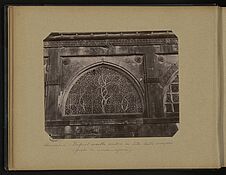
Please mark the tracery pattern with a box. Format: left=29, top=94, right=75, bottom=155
left=65, top=66, right=143, bottom=115
left=164, top=74, right=179, bottom=113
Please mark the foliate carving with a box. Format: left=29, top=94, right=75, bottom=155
left=65, top=66, right=143, bottom=115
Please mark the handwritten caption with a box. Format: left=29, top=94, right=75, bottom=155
left=44, top=140, right=173, bottom=154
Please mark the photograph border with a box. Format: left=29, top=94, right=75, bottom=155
left=1, top=1, right=226, bottom=175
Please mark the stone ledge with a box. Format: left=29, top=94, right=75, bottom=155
left=45, top=116, right=179, bottom=127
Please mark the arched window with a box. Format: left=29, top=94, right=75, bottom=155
left=64, top=65, right=144, bottom=115
left=163, top=74, right=179, bottom=114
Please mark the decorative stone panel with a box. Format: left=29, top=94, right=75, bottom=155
left=44, top=31, right=179, bottom=138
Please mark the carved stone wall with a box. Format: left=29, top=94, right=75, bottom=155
left=44, top=31, right=179, bottom=138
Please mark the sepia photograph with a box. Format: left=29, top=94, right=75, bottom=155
left=44, top=31, right=179, bottom=139
left=7, top=5, right=222, bottom=170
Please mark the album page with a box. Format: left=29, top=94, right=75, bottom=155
left=222, top=7, right=226, bottom=167
left=8, top=6, right=220, bottom=170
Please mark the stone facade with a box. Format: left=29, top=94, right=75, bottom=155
left=44, top=31, right=179, bottom=139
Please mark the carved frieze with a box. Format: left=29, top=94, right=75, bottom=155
left=44, top=38, right=178, bottom=48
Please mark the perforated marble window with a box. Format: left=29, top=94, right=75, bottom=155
left=64, top=65, right=144, bottom=115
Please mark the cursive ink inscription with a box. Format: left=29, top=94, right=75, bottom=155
left=44, top=140, right=173, bottom=154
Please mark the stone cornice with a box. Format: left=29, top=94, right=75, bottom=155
left=44, top=30, right=177, bottom=41
left=44, top=31, right=178, bottom=48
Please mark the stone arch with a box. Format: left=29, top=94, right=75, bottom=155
left=60, top=61, right=145, bottom=116
left=159, top=64, right=178, bottom=88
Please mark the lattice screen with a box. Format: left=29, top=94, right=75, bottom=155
left=164, top=74, right=179, bottom=113
left=65, top=66, right=143, bottom=115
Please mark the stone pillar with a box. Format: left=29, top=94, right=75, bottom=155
left=64, top=126, right=72, bottom=139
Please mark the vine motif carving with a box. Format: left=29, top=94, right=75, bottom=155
left=65, top=66, right=143, bottom=115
